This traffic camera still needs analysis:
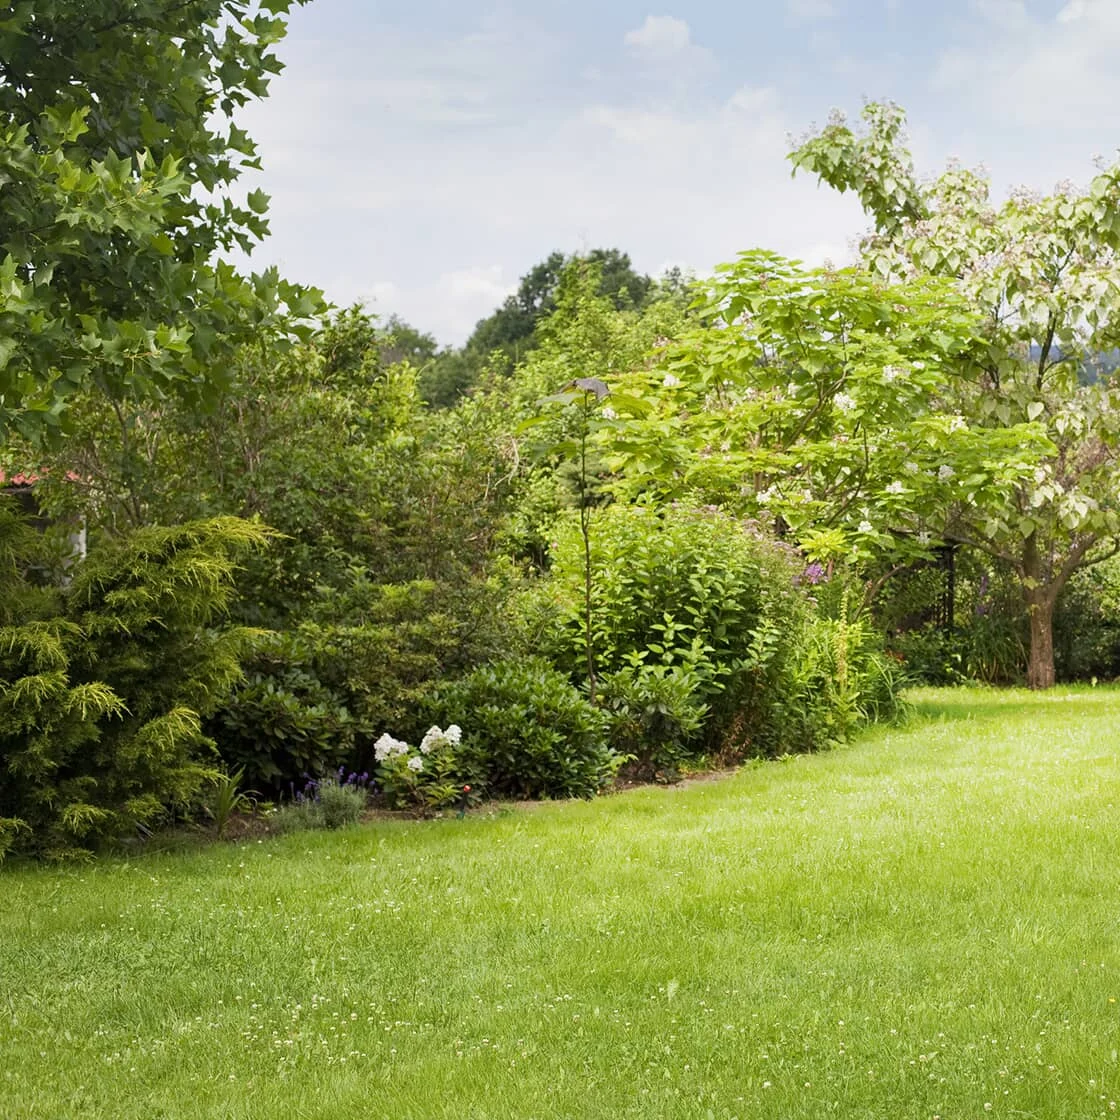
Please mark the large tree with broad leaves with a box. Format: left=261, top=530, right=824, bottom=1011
left=0, top=0, right=317, bottom=441
left=790, top=102, right=1120, bottom=688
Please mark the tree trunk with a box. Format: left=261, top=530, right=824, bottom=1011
left=1025, top=591, right=1056, bottom=690
left=1022, top=532, right=1056, bottom=689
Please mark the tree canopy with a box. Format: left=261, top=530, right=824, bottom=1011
left=788, top=102, right=1120, bottom=687
left=0, top=0, right=318, bottom=440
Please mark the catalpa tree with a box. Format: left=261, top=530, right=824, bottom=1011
left=604, top=252, right=1049, bottom=607
left=0, top=0, right=318, bottom=440
left=790, top=102, right=1120, bottom=687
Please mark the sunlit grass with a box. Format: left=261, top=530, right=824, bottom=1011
left=4, top=687, right=1120, bottom=1118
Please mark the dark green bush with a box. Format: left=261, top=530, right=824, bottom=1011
left=0, top=514, right=268, bottom=860
left=430, top=659, right=618, bottom=799
left=1054, top=555, right=1120, bottom=681
left=210, top=575, right=520, bottom=790
left=599, top=662, right=707, bottom=780
left=879, top=553, right=1027, bottom=685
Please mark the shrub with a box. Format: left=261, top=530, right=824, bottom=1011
left=429, top=659, right=618, bottom=800
left=528, top=504, right=909, bottom=761
left=270, top=774, right=369, bottom=834
left=598, top=662, right=707, bottom=780
left=0, top=515, right=269, bottom=859
left=879, top=554, right=1026, bottom=685
left=773, top=614, right=911, bottom=754
left=317, top=778, right=368, bottom=829
left=1054, top=554, right=1120, bottom=681
left=531, top=504, right=837, bottom=757
left=210, top=575, right=521, bottom=790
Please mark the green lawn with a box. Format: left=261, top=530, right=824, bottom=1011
left=4, top=688, right=1120, bottom=1119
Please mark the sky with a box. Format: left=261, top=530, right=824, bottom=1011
left=234, top=0, right=1120, bottom=345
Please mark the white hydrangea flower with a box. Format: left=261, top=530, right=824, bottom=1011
left=756, top=487, right=774, bottom=505
left=858, top=520, right=874, bottom=534
left=444, top=724, right=462, bottom=745
left=882, top=365, right=904, bottom=383
left=407, top=756, right=424, bottom=773
left=904, top=461, right=920, bottom=474
left=948, top=416, right=967, bottom=433
left=419, top=727, right=442, bottom=754
left=601, top=407, right=617, bottom=420
left=938, top=465, right=955, bottom=481
left=834, top=392, right=856, bottom=412
left=662, top=373, right=681, bottom=388
left=886, top=480, right=904, bottom=494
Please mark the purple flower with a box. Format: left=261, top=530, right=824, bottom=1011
left=799, top=562, right=826, bottom=586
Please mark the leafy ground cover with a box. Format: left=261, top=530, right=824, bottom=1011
left=3, top=688, right=1120, bottom=1118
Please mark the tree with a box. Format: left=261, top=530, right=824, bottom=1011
left=0, top=0, right=317, bottom=440
left=422, top=249, right=659, bottom=407
left=790, top=102, right=1120, bottom=688
left=606, top=251, right=1048, bottom=605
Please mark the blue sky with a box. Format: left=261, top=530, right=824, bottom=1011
left=236, top=0, right=1120, bottom=343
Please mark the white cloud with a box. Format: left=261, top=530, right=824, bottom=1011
left=363, top=280, right=399, bottom=309
left=436, top=266, right=515, bottom=336
left=624, top=15, right=692, bottom=57
left=235, top=9, right=865, bottom=344
left=788, top=0, right=835, bottom=22
left=933, top=0, right=1120, bottom=131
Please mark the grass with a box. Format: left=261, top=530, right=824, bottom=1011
left=4, top=687, right=1120, bottom=1119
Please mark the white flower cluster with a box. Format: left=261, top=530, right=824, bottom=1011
left=882, top=365, right=905, bottom=383
left=373, top=733, right=409, bottom=762
left=419, top=724, right=462, bottom=754
left=834, top=392, right=857, bottom=413
left=375, top=724, right=463, bottom=776
left=885, top=480, right=905, bottom=494
left=662, top=373, right=681, bottom=388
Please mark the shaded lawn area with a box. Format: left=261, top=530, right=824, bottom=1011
left=3, top=687, right=1120, bottom=1119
